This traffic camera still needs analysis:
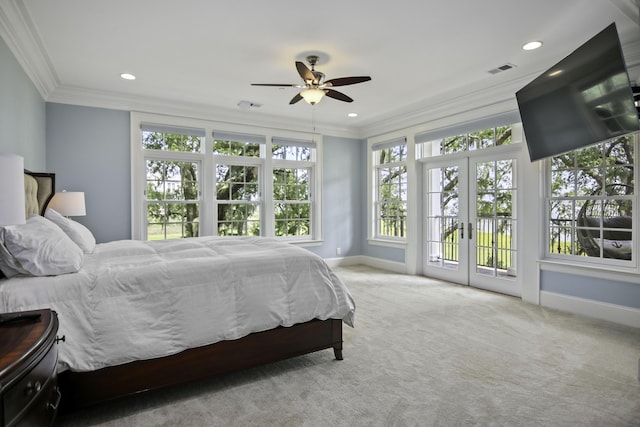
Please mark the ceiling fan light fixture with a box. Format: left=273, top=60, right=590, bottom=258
left=301, top=88, right=326, bottom=105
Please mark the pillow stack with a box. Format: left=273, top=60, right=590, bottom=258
left=44, top=208, right=96, bottom=254
left=0, top=209, right=96, bottom=278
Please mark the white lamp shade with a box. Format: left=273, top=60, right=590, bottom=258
left=0, top=154, right=26, bottom=226
left=49, top=191, right=86, bottom=217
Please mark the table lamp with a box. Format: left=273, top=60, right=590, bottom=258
left=0, top=154, right=26, bottom=226
left=48, top=191, right=86, bottom=217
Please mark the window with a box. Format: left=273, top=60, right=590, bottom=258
left=373, top=138, right=408, bottom=239
left=415, top=111, right=522, bottom=159
left=215, top=164, right=261, bottom=235
left=213, top=132, right=264, bottom=236
left=547, top=133, right=637, bottom=263
left=132, top=113, right=321, bottom=242
left=272, top=138, right=316, bottom=238
left=418, top=125, right=514, bottom=157
left=441, top=126, right=513, bottom=154
left=142, top=125, right=203, bottom=240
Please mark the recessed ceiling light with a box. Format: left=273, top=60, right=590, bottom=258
left=120, top=73, right=136, bottom=80
left=548, top=69, right=563, bottom=77
left=347, top=112, right=358, bottom=118
left=522, top=41, right=543, bottom=51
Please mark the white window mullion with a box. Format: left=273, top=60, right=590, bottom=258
left=312, top=134, right=322, bottom=241
left=264, top=134, right=274, bottom=237
left=201, top=129, right=215, bottom=236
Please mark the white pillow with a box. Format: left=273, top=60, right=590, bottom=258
left=45, top=208, right=96, bottom=253
left=0, top=215, right=84, bottom=277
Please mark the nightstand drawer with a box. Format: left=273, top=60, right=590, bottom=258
left=3, top=346, right=57, bottom=425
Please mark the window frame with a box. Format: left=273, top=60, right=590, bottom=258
left=543, top=133, right=638, bottom=270
left=213, top=154, right=263, bottom=237
left=368, top=137, right=409, bottom=244
left=131, top=112, right=323, bottom=243
left=143, top=149, right=203, bottom=240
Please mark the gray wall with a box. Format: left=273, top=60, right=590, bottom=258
left=0, top=36, right=46, bottom=169
left=307, top=135, right=364, bottom=259
left=46, top=103, right=131, bottom=243
left=541, top=270, right=640, bottom=309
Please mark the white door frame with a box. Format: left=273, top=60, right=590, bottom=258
left=422, top=147, right=522, bottom=297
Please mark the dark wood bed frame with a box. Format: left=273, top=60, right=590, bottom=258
left=58, top=318, right=343, bottom=411
left=23, top=170, right=345, bottom=412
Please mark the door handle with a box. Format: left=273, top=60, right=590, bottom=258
left=468, top=222, right=473, bottom=239
left=459, top=222, right=464, bottom=239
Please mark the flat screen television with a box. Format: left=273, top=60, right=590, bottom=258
left=516, top=23, right=640, bottom=162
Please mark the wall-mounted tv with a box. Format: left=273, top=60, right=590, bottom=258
left=516, top=23, right=640, bottom=162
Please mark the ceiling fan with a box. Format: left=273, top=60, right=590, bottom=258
left=251, top=55, right=371, bottom=105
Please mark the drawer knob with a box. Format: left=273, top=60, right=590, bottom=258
left=25, top=380, right=42, bottom=396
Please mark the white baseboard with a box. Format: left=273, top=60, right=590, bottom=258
left=358, top=256, right=407, bottom=273
left=324, top=255, right=407, bottom=273
left=540, top=291, right=640, bottom=328
left=323, top=255, right=363, bottom=268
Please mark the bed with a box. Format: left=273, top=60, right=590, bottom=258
left=0, top=171, right=355, bottom=411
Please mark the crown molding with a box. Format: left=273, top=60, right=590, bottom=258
left=0, top=0, right=57, bottom=99
left=609, top=0, right=640, bottom=25
left=47, top=84, right=359, bottom=139
left=622, top=39, right=640, bottom=81
left=354, top=72, right=531, bottom=139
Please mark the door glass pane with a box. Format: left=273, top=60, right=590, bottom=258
left=426, top=166, right=460, bottom=269
left=474, top=160, right=517, bottom=278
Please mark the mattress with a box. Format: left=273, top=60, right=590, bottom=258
left=0, top=236, right=355, bottom=372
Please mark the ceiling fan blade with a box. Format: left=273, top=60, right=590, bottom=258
left=325, top=89, right=353, bottom=103
left=289, top=93, right=303, bottom=104
left=296, top=61, right=315, bottom=83
left=251, top=83, right=298, bottom=87
left=323, top=76, right=371, bottom=87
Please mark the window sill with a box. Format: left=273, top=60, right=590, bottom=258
left=538, top=258, right=640, bottom=283
left=367, top=238, right=406, bottom=249
left=285, top=239, right=323, bottom=247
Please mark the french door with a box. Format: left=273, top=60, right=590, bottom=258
left=422, top=152, right=520, bottom=296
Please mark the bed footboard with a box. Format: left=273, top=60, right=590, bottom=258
left=58, top=318, right=343, bottom=411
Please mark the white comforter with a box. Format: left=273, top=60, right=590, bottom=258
left=0, top=237, right=355, bottom=372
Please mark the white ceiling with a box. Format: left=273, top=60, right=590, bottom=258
left=1, top=0, right=639, bottom=138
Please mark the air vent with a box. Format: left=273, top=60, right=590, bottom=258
left=488, top=63, right=517, bottom=75
left=237, top=100, right=262, bottom=110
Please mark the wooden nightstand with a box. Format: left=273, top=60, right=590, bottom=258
left=0, top=309, right=60, bottom=427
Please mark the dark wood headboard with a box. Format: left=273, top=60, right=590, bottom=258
left=24, top=170, right=55, bottom=216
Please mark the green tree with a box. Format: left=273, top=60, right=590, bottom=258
left=440, top=126, right=513, bottom=243
left=378, top=145, right=407, bottom=236
left=214, top=140, right=261, bottom=236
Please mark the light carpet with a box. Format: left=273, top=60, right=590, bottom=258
left=55, top=265, right=640, bottom=426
